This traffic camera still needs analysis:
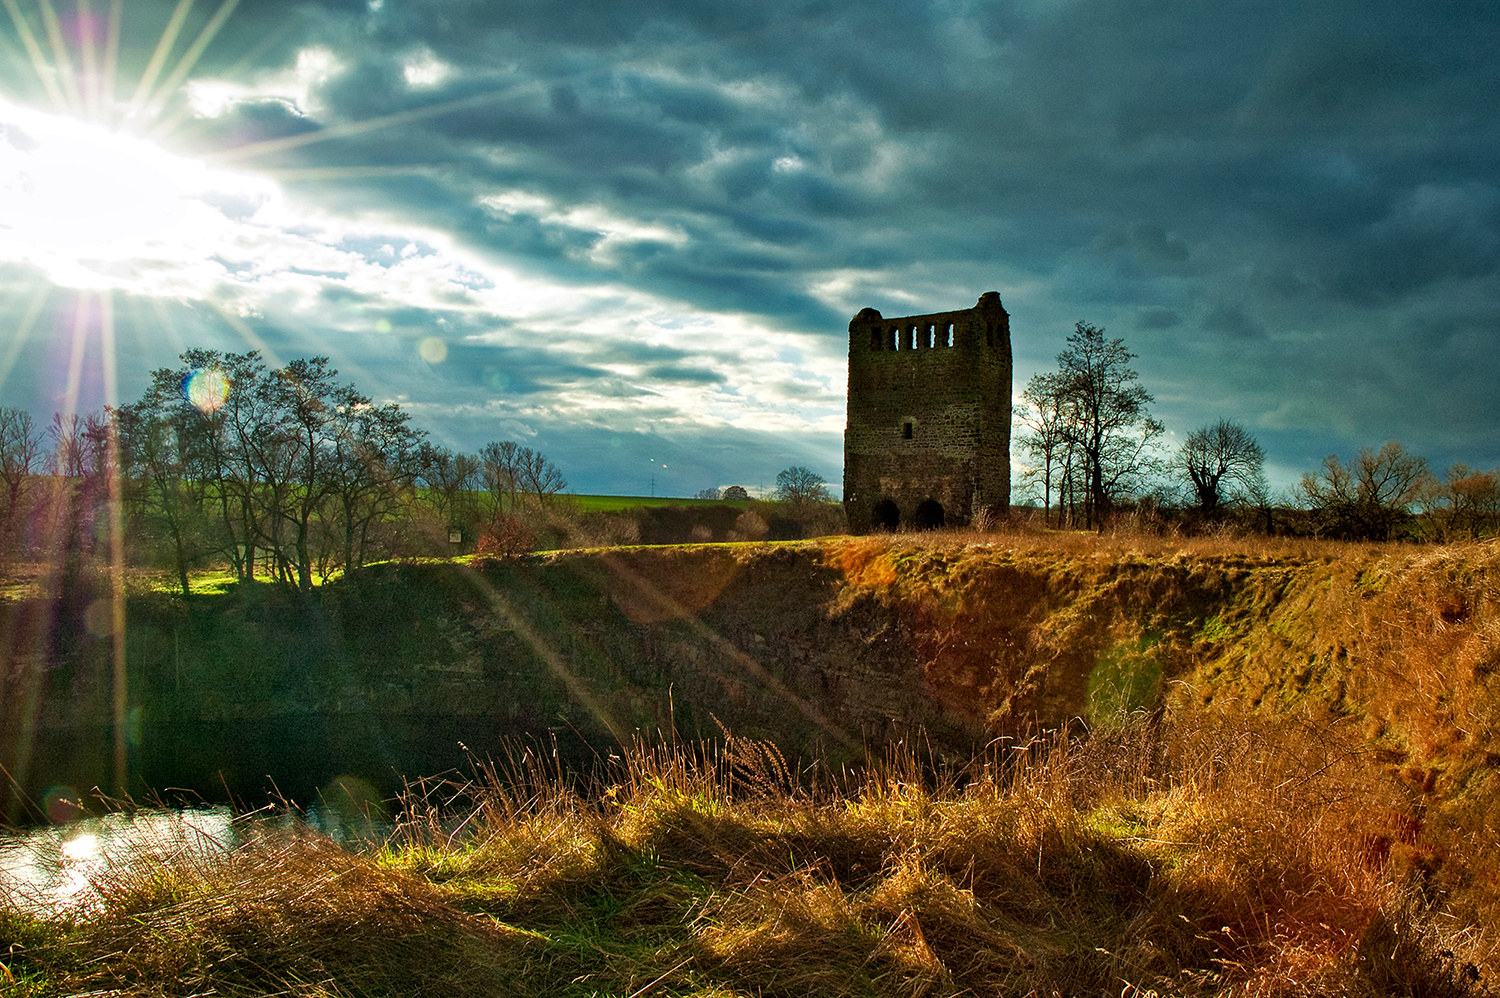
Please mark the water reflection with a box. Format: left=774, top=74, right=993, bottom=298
left=0, top=807, right=237, bottom=914
left=0, top=800, right=393, bottom=916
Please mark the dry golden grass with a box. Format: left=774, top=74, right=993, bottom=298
left=9, top=713, right=1494, bottom=998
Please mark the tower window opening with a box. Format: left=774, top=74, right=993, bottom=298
left=926, top=324, right=937, bottom=348
left=906, top=325, right=917, bottom=350
left=902, top=420, right=914, bottom=440
left=944, top=323, right=954, bottom=346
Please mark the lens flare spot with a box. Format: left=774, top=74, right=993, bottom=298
left=182, top=368, right=231, bottom=413
left=316, top=774, right=389, bottom=841
left=83, top=598, right=113, bottom=638
left=418, top=336, right=448, bottom=363
left=42, top=786, right=84, bottom=824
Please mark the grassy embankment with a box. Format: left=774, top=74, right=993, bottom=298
left=5, top=529, right=1500, bottom=997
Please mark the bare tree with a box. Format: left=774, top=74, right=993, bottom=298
left=0, top=407, right=41, bottom=556
left=416, top=443, right=481, bottom=526
left=40, top=411, right=114, bottom=591
left=1425, top=464, right=1500, bottom=540
left=478, top=441, right=524, bottom=513
left=1299, top=441, right=1434, bottom=540
left=774, top=466, right=831, bottom=505
left=121, top=350, right=427, bottom=590
left=478, top=440, right=566, bottom=512
left=114, top=392, right=214, bottom=596
left=773, top=466, right=833, bottom=528
left=325, top=398, right=424, bottom=572
left=1014, top=374, right=1078, bottom=526
left=517, top=446, right=567, bottom=506
left=1179, top=419, right=1267, bottom=515
left=1038, top=323, right=1162, bottom=528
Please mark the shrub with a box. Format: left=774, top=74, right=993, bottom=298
left=474, top=512, right=533, bottom=557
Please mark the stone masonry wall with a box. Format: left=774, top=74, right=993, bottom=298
left=844, top=292, right=1012, bottom=533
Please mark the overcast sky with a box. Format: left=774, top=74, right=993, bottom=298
left=2, top=0, right=1497, bottom=498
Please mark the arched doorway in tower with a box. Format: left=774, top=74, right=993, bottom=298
left=872, top=499, right=900, bottom=532
left=914, top=499, right=945, bottom=530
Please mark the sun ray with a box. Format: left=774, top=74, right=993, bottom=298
left=205, top=299, right=283, bottom=368
left=97, top=290, right=129, bottom=796
left=126, top=0, right=193, bottom=116
left=1, top=0, right=68, bottom=109
left=259, top=164, right=440, bottom=182
left=143, top=13, right=295, bottom=139
left=73, top=0, right=100, bottom=119
left=209, top=88, right=514, bottom=165
left=469, top=576, right=632, bottom=746
left=0, top=283, right=53, bottom=399
left=596, top=552, right=862, bottom=751
left=97, top=291, right=117, bottom=410
left=99, top=0, right=120, bottom=116
left=144, top=295, right=193, bottom=362
left=61, top=293, right=93, bottom=417
left=145, top=0, right=239, bottom=120
left=36, top=0, right=83, bottom=113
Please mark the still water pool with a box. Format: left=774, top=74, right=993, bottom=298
left=0, top=808, right=237, bottom=914
left=0, top=801, right=392, bottom=916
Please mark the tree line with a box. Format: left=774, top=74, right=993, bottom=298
left=1014, top=322, right=1500, bottom=541
left=0, top=349, right=849, bottom=594
left=0, top=350, right=568, bottom=595
left=3, top=331, right=1492, bottom=595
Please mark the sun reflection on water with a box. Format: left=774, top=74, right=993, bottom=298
left=0, top=808, right=237, bottom=915
left=0, top=802, right=394, bottom=916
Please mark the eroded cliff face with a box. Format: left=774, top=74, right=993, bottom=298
left=5, top=537, right=1499, bottom=820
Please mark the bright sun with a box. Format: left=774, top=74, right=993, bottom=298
left=0, top=95, right=273, bottom=293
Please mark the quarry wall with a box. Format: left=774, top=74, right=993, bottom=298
left=5, top=538, right=1499, bottom=821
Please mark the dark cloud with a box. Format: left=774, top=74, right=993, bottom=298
left=1137, top=308, right=1182, bottom=331
left=1201, top=305, right=1265, bottom=341
left=6, top=0, right=1500, bottom=493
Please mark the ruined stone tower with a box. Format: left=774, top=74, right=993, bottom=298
left=844, top=292, right=1012, bottom=533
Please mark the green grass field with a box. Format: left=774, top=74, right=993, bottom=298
left=565, top=494, right=756, bottom=513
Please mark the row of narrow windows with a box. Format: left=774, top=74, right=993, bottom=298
left=869, top=322, right=953, bottom=351
left=867, top=320, right=1003, bottom=351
